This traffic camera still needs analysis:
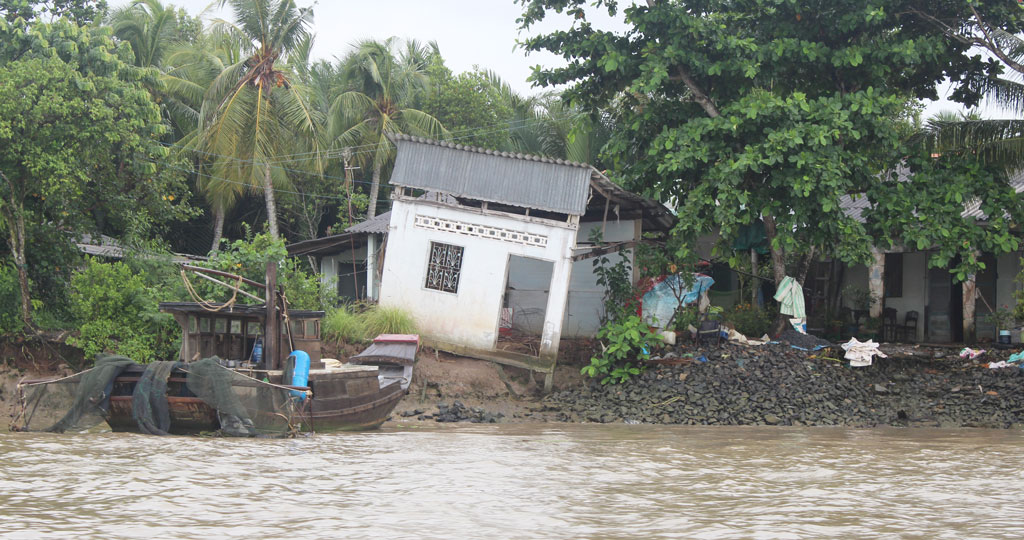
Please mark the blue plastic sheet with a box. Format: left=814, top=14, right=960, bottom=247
left=641, top=273, right=715, bottom=327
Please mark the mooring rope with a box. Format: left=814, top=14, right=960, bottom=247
left=181, top=269, right=243, bottom=312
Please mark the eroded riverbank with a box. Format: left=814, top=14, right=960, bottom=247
left=391, top=339, right=1024, bottom=429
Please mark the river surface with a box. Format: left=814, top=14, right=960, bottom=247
left=1, top=425, right=1022, bottom=539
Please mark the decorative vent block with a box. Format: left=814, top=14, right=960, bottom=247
left=414, top=215, right=548, bottom=247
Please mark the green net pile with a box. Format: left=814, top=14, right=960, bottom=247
left=13, top=355, right=309, bottom=437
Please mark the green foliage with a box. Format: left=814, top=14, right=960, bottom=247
left=1013, top=268, right=1024, bottom=323
left=322, top=304, right=366, bottom=343
left=590, top=230, right=635, bottom=324
left=199, top=230, right=335, bottom=310
left=0, top=263, right=22, bottom=333
left=67, top=258, right=178, bottom=363
left=517, top=0, right=1020, bottom=286
left=322, top=303, right=417, bottom=344
left=362, top=305, right=417, bottom=338
left=582, top=315, right=659, bottom=385
left=672, top=303, right=698, bottom=333
left=722, top=303, right=775, bottom=338
left=865, top=153, right=1024, bottom=280
left=984, top=305, right=1017, bottom=332
left=421, top=70, right=514, bottom=150
left=1, top=0, right=107, bottom=24
left=0, top=18, right=193, bottom=325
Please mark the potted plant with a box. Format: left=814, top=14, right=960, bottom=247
left=861, top=317, right=882, bottom=341
left=985, top=306, right=1017, bottom=344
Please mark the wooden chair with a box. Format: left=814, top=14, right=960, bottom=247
left=882, top=307, right=898, bottom=342
left=899, top=311, right=919, bottom=342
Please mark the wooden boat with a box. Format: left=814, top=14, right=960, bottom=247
left=15, top=263, right=417, bottom=436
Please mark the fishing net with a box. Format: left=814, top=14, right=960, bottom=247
left=13, top=355, right=311, bottom=437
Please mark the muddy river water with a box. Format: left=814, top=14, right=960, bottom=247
left=1, top=425, right=1022, bottom=539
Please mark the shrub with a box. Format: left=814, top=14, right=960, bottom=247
left=722, top=303, right=775, bottom=338
left=0, top=263, right=23, bottom=334
left=199, top=230, right=336, bottom=310
left=583, top=315, right=660, bottom=384
left=67, top=258, right=179, bottom=363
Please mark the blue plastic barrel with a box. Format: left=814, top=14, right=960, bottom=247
left=252, top=337, right=263, bottom=365
left=289, top=350, right=310, bottom=401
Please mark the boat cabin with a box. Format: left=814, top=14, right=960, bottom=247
left=159, top=302, right=325, bottom=368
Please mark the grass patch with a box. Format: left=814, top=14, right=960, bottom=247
left=362, top=305, right=417, bottom=337
left=322, top=304, right=367, bottom=343
left=322, top=304, right=417, bottom=344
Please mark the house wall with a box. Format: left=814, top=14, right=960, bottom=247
left=379, top=199, right=578, bottom=351
left=840, top=250, right=1021, bottom=343
left=506, top=219, right=636, bottom=337
left=320, top=245, right=368, bottom=300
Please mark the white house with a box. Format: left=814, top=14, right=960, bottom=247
left=377, top=135, right=673, bottom=390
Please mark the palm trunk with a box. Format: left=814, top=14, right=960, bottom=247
left=367, top=164, right=381, bottom=219
left=210, top=203, right=225, bottom=253
left=263, top=164, right=280, bottom=239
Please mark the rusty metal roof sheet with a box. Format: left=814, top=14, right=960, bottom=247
left=389, top=134, right=593, bottom=215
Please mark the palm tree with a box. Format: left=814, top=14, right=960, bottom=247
left=331, top=38, right=447, bottom=218
left=198, top=0, right=323, bottom=239
left=923, top=29, right=1024, bottom=167
left=161, top=33, right=249, bottom=252
left=110, top=0, right=181, bottom=68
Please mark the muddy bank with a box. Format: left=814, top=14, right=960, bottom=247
left=5, top=332, right=1022, bottom=430
left=0, top=334, right=83, bottom=426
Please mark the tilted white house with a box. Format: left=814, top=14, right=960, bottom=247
left=377, top=135, right=673, bottom=389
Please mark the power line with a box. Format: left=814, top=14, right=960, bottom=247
left=162, top=109, right=582, bottom=169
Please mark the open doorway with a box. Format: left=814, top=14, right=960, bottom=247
left=496, top=255, right=553, bottom=356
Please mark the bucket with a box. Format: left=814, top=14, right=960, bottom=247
left=998, top=330, right=1011, bottom=345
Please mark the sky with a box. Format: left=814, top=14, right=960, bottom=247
left=110, top=0, right=988, bottom=120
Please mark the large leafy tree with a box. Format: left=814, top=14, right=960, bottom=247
left=199, top=0, right=322, bottom=239
left=1, top=0, right=106, bottom=24
left=331, top=38, right=448, bottom=218
left=0, top=18, right=192, bottom=326
left=421, top=69, right=515, bottom=151
left=517, top=0, right=1018, bottom=290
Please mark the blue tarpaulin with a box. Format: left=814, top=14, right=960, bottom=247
left=641, top=273, right=715, bottom=327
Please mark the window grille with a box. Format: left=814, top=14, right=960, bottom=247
left=425, top=242, right=464, bottom=293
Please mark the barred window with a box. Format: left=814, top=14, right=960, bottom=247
left=425, top=242, right=464, bottom=294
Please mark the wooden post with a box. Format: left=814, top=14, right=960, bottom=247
left=265, top=261, right=279, bottom=370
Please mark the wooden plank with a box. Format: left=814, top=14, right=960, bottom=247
left=423, top=338, right=557, bottom=373
left=571, top=241, right=639, bottom=262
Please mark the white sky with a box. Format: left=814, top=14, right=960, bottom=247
left=111, top=0, right=989, bottom=119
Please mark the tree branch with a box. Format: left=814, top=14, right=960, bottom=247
left=670, top=66, right=721, bottom=118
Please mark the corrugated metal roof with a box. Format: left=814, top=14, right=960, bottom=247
left=346, top=211, right=391, bottom=234
left=389, top=134, right=593, bottom=215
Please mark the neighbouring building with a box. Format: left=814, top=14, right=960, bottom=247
left=806, top=169, right=1024, bottom=343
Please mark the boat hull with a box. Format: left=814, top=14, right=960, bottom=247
left=105, top=366, right=408, bottom=435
